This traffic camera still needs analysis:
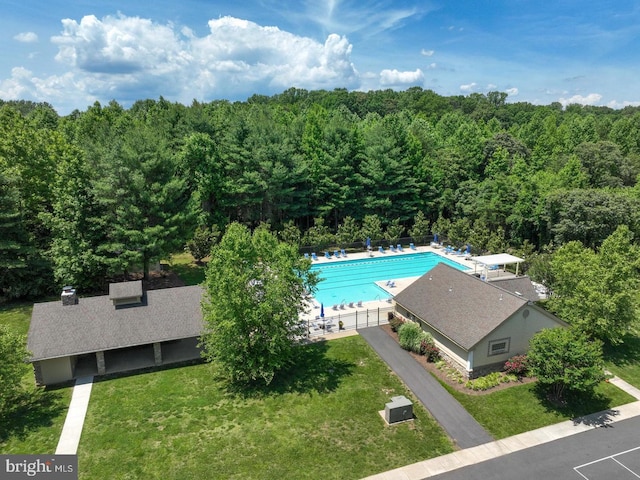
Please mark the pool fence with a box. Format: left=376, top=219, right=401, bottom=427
left=306, top=304, right=394, bottom=337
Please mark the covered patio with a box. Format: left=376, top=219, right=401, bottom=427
left=470, top=253, right=525, bottom=280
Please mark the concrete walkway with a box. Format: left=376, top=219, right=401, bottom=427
left=358, top=326, right=493, bottom=449
left=55, top=376, right=94, bottom=455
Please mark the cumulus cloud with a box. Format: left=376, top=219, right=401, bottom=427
left=0, top=67, right=97, bottom=108
left=379, top=68, right=424, bottom=86
left=53, top=14, right=189, bottom=75
left=558, top=93, right=602, bottom=107
left=427, top=63, right=437, bottom=69
left=505, top=87, right=519, bottom=96
left=1, top=14, right=362, bottom=111
left=14, top=32, right=38, bottom=43
left=459, top=82, right=477, bottom=92
left=421, top=49, right=434, bottom=56
left=190, top=17, right=359, bottom=94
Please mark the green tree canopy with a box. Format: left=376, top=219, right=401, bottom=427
left=200, top=223, right=317, bottom=385
left=547, top=225, right=640, bottom=344
left=528, top=327, right=604, bottom=402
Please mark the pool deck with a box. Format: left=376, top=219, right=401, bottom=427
left=301, top=244, right=513, bottom=336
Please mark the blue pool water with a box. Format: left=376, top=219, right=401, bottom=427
left=310, top=252, right=470, bottom=306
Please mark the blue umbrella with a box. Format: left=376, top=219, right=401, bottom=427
left=434, top=233, right=439, bottom=244
left=366, top=237, right=371, bottom=248
left=320, top=303, right=325, bottom=318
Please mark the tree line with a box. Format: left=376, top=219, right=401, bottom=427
left=2, top=88, right=640, bottom=299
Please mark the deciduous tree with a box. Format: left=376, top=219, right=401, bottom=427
left=200, top=223, right=317, bottom=385
left=528, top=327, right=604, bottom=402
left=548, top=226, right=640, bottom=344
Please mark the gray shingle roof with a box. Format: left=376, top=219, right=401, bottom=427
left=27, top=285, right=204, bottom=361
left=393, top=263, right=528, bottom=350
left=488, top=276, right=540, bottom=302
left=109, top=280, right=143, bottom=300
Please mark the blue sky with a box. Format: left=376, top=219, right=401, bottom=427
left=2, top=0, right=640, bottom=114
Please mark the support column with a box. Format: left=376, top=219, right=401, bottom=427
left=96, top=351, right=106, bottom=375
left=153, top=342, right=162, bottom=366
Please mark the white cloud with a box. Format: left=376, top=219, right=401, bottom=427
left=16, top=14, right=360, bottom=110
left=505, top=87, right=519, bottom=96
left=0, top=67, right=97, bottom=108
left=379, top=68, right=424, bottom=86
left=52, top=14, right=189, bottom=75
left=607, top=99, right=640, bottom=109
left=558, top=93, right=602, bottom=107
left=4, top=13, right=449, bottom=113
left=190, top=17, right=358, bottom=94
left=459, top=82, right=477, bottom=92
left=14, top=32, right=38, bottom=43
left=427, top=63, right=437, bottom=69
left=487, top=83, right=497, bottom=90
left=421, top=49, right=434, bottom=56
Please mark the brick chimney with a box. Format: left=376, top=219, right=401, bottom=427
left=61, top=286, right=78, bottom=306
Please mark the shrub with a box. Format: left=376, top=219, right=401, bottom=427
left=389, top=315, right=405, bottom=332
left=504, top=354, right=529, bottom=377
left=397, top=322, right=432, bottom=354
left=465, top=372, right=503, bottom=391
left=421, top=339, right=440, bottom=362
left=397, top=322, right=422, bottom=352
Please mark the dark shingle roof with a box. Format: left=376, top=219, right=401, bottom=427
left=393, top=264, right=528, bottom=350
left=27, top=285, right=204, bottom=361
left=488, top=276, right=540, bottom=302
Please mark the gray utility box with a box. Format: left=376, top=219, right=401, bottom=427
left=385, top=395, right=413, bottom=424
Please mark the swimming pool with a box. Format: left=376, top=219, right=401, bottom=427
left=310, top=252, right=470, bottom=306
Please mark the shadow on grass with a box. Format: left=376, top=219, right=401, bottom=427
left=170, top=263, right=206, bottom=286
left=223, top=341, right=355, bottom=399
left=93, top=358, right=206, bottom=384
left=603, top=333, right=640, bottom=367
left=0, top=388, right=67, bottom=443
left=533, top=383, right=618, bottom=426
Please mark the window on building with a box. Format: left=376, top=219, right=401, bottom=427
left=488, top=338, right=510, bottom=356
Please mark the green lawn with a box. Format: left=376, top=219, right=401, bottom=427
left=0, top=302, right=73, bottom=455
left=79, top=336, right=453, bottom=480
left=0, top=301, right=34, bottom=337
left=167, top=252, right=206, bottom=286
left=442, top=379, right=635, bottom=439
left=604, top=333, right=640, bottom=388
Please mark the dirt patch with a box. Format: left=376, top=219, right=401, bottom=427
left=380, top=324, right=535, bottom=395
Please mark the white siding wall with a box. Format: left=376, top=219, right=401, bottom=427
left=40, top=356, right=74, bottom=385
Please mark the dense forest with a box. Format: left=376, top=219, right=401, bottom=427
left=2, top=87, right=640, bottom=299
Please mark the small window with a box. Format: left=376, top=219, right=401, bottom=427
left=488, top=338, right=510, bottom=356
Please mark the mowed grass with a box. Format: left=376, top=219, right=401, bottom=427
left=168, top=252, right=206, bottom=286
left=79, top=336, right=453, bottom=480
left=0, top=301, right=34, bottom=337
left=604, top=332, right=640, bottom=388
left=441, top=379, right=635, bottom=439
left=0, top=302, right=72, bottom=455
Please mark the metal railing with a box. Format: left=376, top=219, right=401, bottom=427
left=305, top=304, right=394, bottom=337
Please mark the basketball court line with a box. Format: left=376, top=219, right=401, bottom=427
left=574, top=445, right=640, bottom=479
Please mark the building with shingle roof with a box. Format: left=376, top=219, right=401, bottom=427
left=27, top=281, right=205, bottom=385
left=393, top=263, right=566, bottom=378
